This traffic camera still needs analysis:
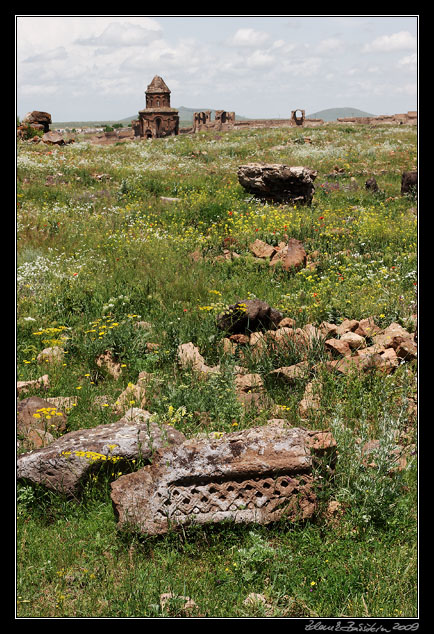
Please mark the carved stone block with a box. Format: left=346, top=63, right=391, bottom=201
left=111, top=423, right=336, bottom=535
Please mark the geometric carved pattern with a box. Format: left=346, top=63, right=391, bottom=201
left=156, top=474, right=314, bottom=523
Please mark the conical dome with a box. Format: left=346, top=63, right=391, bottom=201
left=146, top=75, right=171, bottom=94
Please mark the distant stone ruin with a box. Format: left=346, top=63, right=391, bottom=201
left=138, top=76, right=179, bottom=139
left=336, top=111, right=417, bottom=126
left=291, top=109, right=305, bottom=126
left=193, top=109, right=236, bottom=132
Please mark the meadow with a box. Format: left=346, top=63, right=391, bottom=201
left=16, top=122, right=417, bottom=618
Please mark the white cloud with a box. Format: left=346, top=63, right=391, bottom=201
left=363, top=31, right=416, bottom=53
left=75, top=20, right=163, bottom=48
left=245, top=49, right=275, bottom=69
left=22, top=47, right=68, bottom=63
left=315, top=37, right=344, bottom=54
left=227, top=28, right=270, bottom=48
left=280, top=56, right=322, bottom=77
left=397, top=52, right=417, bottom=73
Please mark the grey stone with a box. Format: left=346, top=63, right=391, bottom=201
left=17, top=409, right=186, bottom=496
left=237, top=163, right=317, bottom=205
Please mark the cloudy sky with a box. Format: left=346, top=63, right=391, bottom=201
left=16, top=15, right=418, bottom=122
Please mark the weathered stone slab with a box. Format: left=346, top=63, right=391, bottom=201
left=17, top=409, right=185, bottom=496
left=237, top=163, right=317, bottom=205
left=110, top=423, right=336, bottom=535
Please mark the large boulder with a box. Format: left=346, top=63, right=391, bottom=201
left=401, top=171, right=417, bottom=196
left=42, top=131, right=66, bottom=145
left=22, top=110, right=52, bottom=133
left=237, top=163, right=317, bottom=205
left=111, top=422, right=336, bottom=536
left=17, top=409, right=186, bottom=496
left=217, top=298, right=282, bottom=334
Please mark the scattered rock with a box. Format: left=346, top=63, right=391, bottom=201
left=365, top=177, right=379, bottom=192
left=22, top=110, right=52, bottom=133
left=17, top=409, right=186, bottom=496
left=160, top=196, right=181, bottom=203
left=401, top=170, right=417, bottom=196
left=96, top=351, right=123, bottom=379
left=324, top=338, right=352, bottom=357
left=189, top=249, right=203, bottom=263
left=372, top=322, right=413, bottom=350
left=114, top=372, right=154, bottom=414
left=42, top=131, right=66, bottom=145
left=217, top=299, right=282, bottom=334
left=270, top=238, right=307, bottom=271
left=37, top=346, right=64, bottom=365
left=269, top=362, right=308, bottom=383
left=249, top=239, right=277, bottom=259
left=159, top=592, right=199, bottom=615
left=396, top=339, right=417, bottom=362
left=234, top=372, right=265, bottom=393
left=17, top=396, right=68, bottom=451
left=237, top=163, right=317, bottom=205
left=17, top=375, right=50, bottom=396
left=298, top=380, right=322, bottom=419
left=45, top=396, right=78, bottom=412
left=177, top=342, right=220, bottom=376
left=111, top=423, right=336, bottom=536
left=339, top=332, right=367, bottom=350
left=221, top=337, right=237, bottom=355
left=326, top=353, right=386, bottom=375
left=229, top=334, right=250, bottom=345
left=243, top=593, right=270, bottom=608
left=354, top=317, right=381, bottom=338
left=234, top=372, right=272, bottom=409
left=279, top=317, right=296, bottom=328
left=319, top=322, right=338, bottom=337
left=336, top=319, right=359, bottom=336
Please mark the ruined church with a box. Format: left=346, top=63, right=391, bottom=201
left=137, top=75, right=179, bottom=139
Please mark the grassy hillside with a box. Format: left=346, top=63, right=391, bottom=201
left=17, top=122, right=417, bottom=618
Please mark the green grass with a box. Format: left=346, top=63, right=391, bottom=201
left=16, top=122, right=417, bottom=618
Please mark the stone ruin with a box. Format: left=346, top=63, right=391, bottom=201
left=111, top=422, right=337, bottom=536
left=337, top=111, right=417, bottom=126
left=291, top=109, right=305, bottom=126
left=193, top=109, right=236, bottom=132
left=138, top=75, right=179, bottom=139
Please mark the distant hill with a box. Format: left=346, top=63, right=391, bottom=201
left=306, top=107, right=375, bottom=121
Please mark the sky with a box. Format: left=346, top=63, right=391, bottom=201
left=15, top=15, right=418, bottom=122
